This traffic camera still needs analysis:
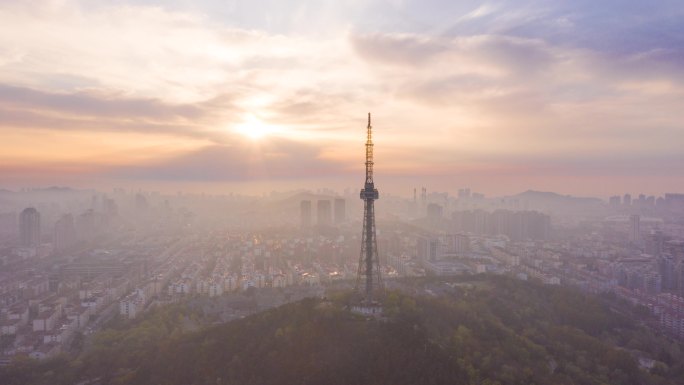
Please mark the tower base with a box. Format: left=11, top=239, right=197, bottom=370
left=350, top=299, right=383, bottom=317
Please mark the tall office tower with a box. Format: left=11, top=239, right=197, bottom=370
left=637, top=194, right=647, bottom=206
left=54, top=214, right=76, bottom=252
left=624, top=193, right=632, bottom=206
left=665, top=193, right=684, bottom=208
left=103, top=197, right=118, bottom=216
left=19, top=207, right=41, bottom=247
left=334, top=198, right=346, bottom=224
left=356, top=113, right=382, bottom=300
left=0, top=212, right=17, bottom=237
left=426, top=203, right=443, bottom=219
left=76, top=209, right=103, bottom=242
left=645, top=230, right=665, bottom=257
left=630, top=214, right=640, bottom=243
left=300, top=200, right=312, bottom=228
left=316, top=200, right=332, bottom=227
left=658, top=255, right=677, bottom=290
left=676, top=261, right=684, bottom=296
left=608, top=195, right=621, bottom=206
left=135, top=193, right=149, bottom=211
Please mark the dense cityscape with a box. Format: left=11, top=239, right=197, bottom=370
left=2, top=1, right=684, bottom=384
left=2, top=187, right=684, bottom=362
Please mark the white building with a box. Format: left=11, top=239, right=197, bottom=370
left=120, top=294, right=144, bottom=319
left=272, top=274, right=287, bottom=288
left=224, top=276, right=240, bottom=292
left=1, top=319, right=20, bottom=335
left=208, top=281, right=223, bottom=297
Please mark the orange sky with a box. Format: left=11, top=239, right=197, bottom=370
left=1, top=1, right=683, bottom=197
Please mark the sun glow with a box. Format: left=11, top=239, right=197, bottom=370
left=233, top=115, right=279, bottom=140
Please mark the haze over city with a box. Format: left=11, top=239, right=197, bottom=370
left=1, top=0, right=683, bottom=196
left=2, top=1, right=684, bottom=385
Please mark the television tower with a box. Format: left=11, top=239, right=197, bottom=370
left=356, top=113, right=382, bottom=300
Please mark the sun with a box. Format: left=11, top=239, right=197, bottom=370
left=233, top=115, right=278, bottom=140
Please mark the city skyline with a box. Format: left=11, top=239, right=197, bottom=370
left=1, top=0, right=683, bottom=196
left=3, top=2, right=684, bottom=382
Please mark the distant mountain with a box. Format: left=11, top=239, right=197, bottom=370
left=2, top=276, right=682, bottom=385
left=270, top=190, right=339, bottom=206
left=0, top=186, right=93, bottom=196
left=41, top=186, right=76, bottom=192
left=503, top=190, right=604, bottom=213
left=513, top=190, right=602, bottom=203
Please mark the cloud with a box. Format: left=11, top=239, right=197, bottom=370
left=0, top=83, right=243, bottom=141
left=266, top=88, right=362, bottom=130
left=0, top=84, right=203, bottom=120
left=349, top=28, right=684, bottom=167
left=1, top=0, right=683, bottom=194
left=350, top=33, right=448, bottom=66
left=0, top=2, right=283, bottom=103
left=462, top=4, right=499, bottom=21
left=111, top=139, right=350, bottom=182
left=441, top=0, right=684, bottom=65
left=351, top=32, right=559, bottom=80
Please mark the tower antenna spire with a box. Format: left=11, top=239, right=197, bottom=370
left=357, top=113, right=382, bottom=302
left=365, top=113, right=374, bottom=184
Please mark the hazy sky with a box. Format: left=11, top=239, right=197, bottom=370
left=1, top=0, right=683, bottom=197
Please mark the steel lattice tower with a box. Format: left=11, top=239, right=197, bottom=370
left=356, top=113, right=382, bottom=300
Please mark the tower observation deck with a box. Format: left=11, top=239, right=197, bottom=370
left=356, top=113, right=382, bottom=301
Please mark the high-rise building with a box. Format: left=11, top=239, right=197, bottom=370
left=300, top=200, right=312, bottom=228
left=658, top=255, right=677, bottom=290
left=19, top=207, right=41, bottom=247
left=317, top=200, right=332, bottom=227
left=104, top=198, right=118, bottom=216
left=426, top=203, right=443, bottom=220
left=76, top=209, right=102, bottom=242
left=0, top=212, right=17, bottom=237
left=334, top=198, right=346, bottom=224
left=676, top=261, right=684, bottom=296
left=665, top=193, right=684, bottom=206
left=453, top=209, right=550, bottom=240
left=135, top=193, right=148, bottom=211
left=630, top=214, right=640, bottom=243
left=417, top=236, right=441, bottom=262
left=645, top=231, right=665, bottom=256
left=458, top=188, right=471, bottom=199
left=608, top=195, right=621, bottom=206
left=624, top=193, right=632, bottom=206
left=54, top=214, right=76, bottom=252
left=445, top=234, right=471, bottom=254
left=637, top=194, right=647, bottom=207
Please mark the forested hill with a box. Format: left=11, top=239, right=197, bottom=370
left=2, top=276, right=683, bottom=385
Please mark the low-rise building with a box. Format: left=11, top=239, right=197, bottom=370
left=32, top=310, right=58, bottom=332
